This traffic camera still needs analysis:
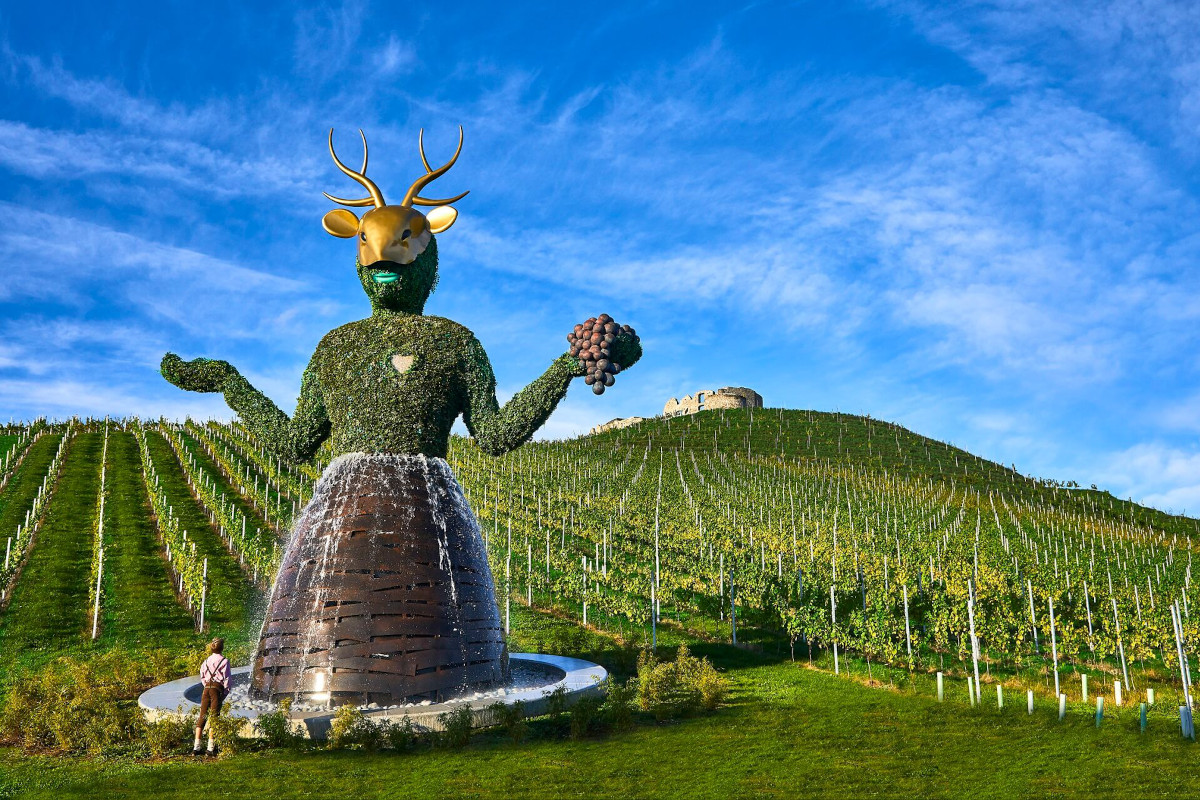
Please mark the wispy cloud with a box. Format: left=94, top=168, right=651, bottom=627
left=2, top=3, right=1199, bottom=513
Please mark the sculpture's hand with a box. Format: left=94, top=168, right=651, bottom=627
left=566, top=315, right=641, bottom=395
left=609, top=327, right=642, bottom=372
left=160, top=352, right=239, bottom=393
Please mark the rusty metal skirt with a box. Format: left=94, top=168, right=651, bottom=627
left=250, top=453, right=508, bottom=704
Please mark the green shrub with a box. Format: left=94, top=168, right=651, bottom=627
left=381, top=716, right=416, bottom=752
left=254, top=697, right=303, bottom=750
left=0, top=651, right=159, bottom=755
left=696, top=662, right=731, bottom=711
left=636, top=645, right=730, bottom=721
left=489, top=700, right=527, bottom=744
left=328, top=705, right=384, bottom=751
left=569, top=693, right=602, bottom=740
left=143, top=708, right=198, bottom=759
left=541, top=685, right=569, bottom=738
left=435, top=706, right=474, bottom=749
left=600, top=677, right=637, bottom=731
left=207, top=712, right=247, bottom=757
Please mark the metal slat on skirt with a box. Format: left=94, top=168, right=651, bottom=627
left=251, top=452, right=509, bottom=704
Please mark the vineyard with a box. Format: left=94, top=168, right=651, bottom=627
left=1, top=407, right=1199, bottom=794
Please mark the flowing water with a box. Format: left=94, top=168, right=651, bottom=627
left=250, top=452, right=508, bottom=704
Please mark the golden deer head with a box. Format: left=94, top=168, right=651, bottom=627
left=321, top=127, right=468, bottom=267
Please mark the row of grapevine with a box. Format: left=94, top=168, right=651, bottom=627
left=0, top=423, right=45, bottom=496
left=88, top=423, right=110, bottom=639
left=0, top=426, right=72, bottom=603
left=185, top=420, right=305, bottom=533
left=220, top=421, right=314, bottom=499
left=133, top=422, right=208, bottom=627
left=157, top=423, right=279, bottom=585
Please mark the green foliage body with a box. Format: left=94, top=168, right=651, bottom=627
left=160, top=239, right=641, bottom=462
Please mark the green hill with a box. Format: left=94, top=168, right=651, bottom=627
left=0, top=409, right=1197, bottom=797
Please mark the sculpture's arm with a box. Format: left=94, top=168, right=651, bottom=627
left=460, top=336, right=582, bottom=456
left=160, top=352, right=331, bottom=464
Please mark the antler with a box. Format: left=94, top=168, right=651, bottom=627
left=403, top=126, right=469, bottom=207
left=324, top=128, right=386, bottom=209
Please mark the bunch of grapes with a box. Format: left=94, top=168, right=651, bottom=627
left=567, top=314, right=636, bottom=395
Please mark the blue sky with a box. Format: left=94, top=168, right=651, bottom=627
left=1, top=1, right=1199, bottom=513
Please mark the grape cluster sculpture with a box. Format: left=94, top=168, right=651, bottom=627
left=568, top=314, right=638, bottom=395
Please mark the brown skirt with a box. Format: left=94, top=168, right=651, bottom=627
left=251, top=453, right=508, bottom=704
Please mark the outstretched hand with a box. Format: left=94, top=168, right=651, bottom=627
left=566, top=315, right=642, bottom=395
left=160, top=353, right=239, bottom=394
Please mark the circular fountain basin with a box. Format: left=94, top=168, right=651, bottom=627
left=138, top=653, right=607, bottom=740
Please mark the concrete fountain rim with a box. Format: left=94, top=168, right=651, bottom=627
left=138, top=652, right=608, bottom=738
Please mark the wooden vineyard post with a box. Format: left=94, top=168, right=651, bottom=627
left=1171, top=603, right=1193, bottom=710
left=199, top=557, right=208, bottom=632
left=90, top=549, right=103, bottom=640
left=831, top=584, right=838, bottom=675
left=718, top=554, right=724, bottom=622
left=1027, top=580, right=1039, bottom=654
left=903, top=584, right=912, bottom=662
left=968, top=580, right=982, bottom=705
left=651, top=581, right=657, bottom=651
left=1112, top=598, right=1132, bottom=691
left=1083, top=580, right=1094, bottom=654
left=91, top=426, right=108, bottom=641
left=731, top=580, right=738, bottom=646
left=1049, top=596, right=1060, bottom=699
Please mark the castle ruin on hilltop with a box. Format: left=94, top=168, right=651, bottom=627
left=663, top=387, right=763, bottom=418
left=587, top=386, right=763, bottom=436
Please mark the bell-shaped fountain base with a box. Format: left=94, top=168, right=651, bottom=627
left=252, top=452, right=508, bottom=705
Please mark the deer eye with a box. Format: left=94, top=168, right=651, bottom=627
left=401, top=229, right=411, bottom=241
left=359, top=231, right=367, bottom=242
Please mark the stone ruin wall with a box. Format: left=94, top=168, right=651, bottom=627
left=586, top=388, right=763, bottom=438
left=663, top=387, right=763, bottom=418
left=588, top=416, right=647, bottom=436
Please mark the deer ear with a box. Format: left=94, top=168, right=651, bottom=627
left=426, top=206, right=458, bottom=234
left=322, top=209, right=360, bottom=238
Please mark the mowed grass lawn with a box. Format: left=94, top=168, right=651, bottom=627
left=1, top=600, right=1196, bottom=800
left=1, top=642, right=1196, bottom=800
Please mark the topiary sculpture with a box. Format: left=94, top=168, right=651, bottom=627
left=160, top=127, right=641, bottom=705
